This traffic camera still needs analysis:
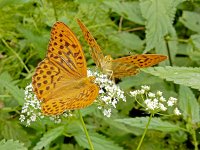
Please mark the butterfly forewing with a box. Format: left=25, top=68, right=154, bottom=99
left=77, top=19, right=105, bottom=69
left=32, top=21, right=99, bottom=115
left=49, top=22, right=87, bottom=77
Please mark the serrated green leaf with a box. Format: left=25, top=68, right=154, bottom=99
left=179, top=86, right=200, bottom=123
left=115, top=117, right=181, bottom=132
left=140, top=0, right=184, bottom=52
left=0, top=72, right=24, bottom=105
left=142, top=66, right=200, bottom=91
left=104, top=1, right=144, bottom=25
left=0, top=139, right=27, bottom=150
left=33, top=126, right=64, bottom=150
left=180, top=11, right=200, bottom=33
left=1, top=121, right=30, bottom=147
left=75, top=132, right=123, bottom=150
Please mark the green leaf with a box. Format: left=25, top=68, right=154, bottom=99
left=33, top=126, right=64, bottom=150
left=104, top=1, right=145, bottom=25
left=17, top=27, right=49, bottom=59
left=190, top=34, right=200, bottom=50
left=119, top=72, right=165, bottom=90
left=115, top=117, right=181, bottom=132
left=1, top=121, right=30, bottom=147
left=180, top=11, right=200, bottom=33
left=140, top=0, right=184, bottom=52
left=108, top=32, right=144, bottom=54
left=0, top=139, right=27, bottom=150
left=75, top=132, right=123, bottom=150
left=179, top=86, right=200, bottom=123
left=142, top=66, right=200, bottom=91
left=0, top=72, right=24, bottom=105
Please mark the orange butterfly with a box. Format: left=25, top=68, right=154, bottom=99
left=77, top=19, right=167, bottom=78
left=32, top=21, right=99, bottom=115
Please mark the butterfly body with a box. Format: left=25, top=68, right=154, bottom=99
left=32, top=21, right=99, bottom=115
left=77, top=19, right=167, bottom=78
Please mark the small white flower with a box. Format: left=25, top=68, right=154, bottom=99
left=159, top=96, right=166, bottom=102
left=30, top=114, right=36, bottom=121
left=98, top=106, right=102, bottom=109
left=156, top=91, right=162, bottom=96
left=130, top=90, right=138, bottom=97
left=167, top=97, right=177, bottom=106
left=138, top=89, right=145, bottom=94
left=144, top=98, right=151, bottom=105
left=169, top=97, right=177, bottom=103
left=158, top=103, right=167, bottom=111
left=19, top=115, right=25, bottom=122
left=141, top=85, right=150, bottom=91
left=145, top=99, right=158, bottom=110
left=148, top=92, right=155, bottom=98
left=174, top=107, right=181, bottom=115
left=26, top=120, right=31, bottom=126
left=103, top=109, right=111, bottom=117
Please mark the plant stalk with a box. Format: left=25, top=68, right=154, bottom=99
left=78, top=110, right=94, bottom=150
left=136, top=113, right=153, bottom=150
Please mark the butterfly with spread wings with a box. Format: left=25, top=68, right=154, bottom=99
left=77, top=19, right=167, bottom=78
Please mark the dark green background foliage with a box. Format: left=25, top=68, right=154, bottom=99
left=0, top=0, right=200, bottom=149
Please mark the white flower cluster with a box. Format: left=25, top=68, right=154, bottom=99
left=88, top=70, right=126, bottom=117
left=19, top=83, right=72, bottom=126
left=130, top=85, right=181, bottom=115
left=20, top=70, right=125, bottom=125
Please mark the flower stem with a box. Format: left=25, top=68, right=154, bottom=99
left=191, top=125, right=198, bottom=150
left=136, top=113, right=153, bottom=150
left=78, top=110, right=94, bottom=150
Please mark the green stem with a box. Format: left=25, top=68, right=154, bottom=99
left=191, top=125, right=198, bottom=150
left=78, top=110, right=94, bottom=150
left=136, top=113, right=153, bottom=150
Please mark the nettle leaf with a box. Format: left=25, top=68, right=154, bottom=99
left=180, top=11, right=200, bottom=33
left=75, top=132, right=123, bottom=150
left=115, top=117, right=181, bottom=132
left=0, top=139, right=27, bottom=150
left=104, top=1, right=145, bottom=25
left=142, top=66, right=200, bottom=91
left=179, top=86, right=200, bottom=123
left=33, top=126, right=64, bottom=150
left=140, top=0, right=185, bottom=52
left=1, top=121, right=30, bottom=146
left=0, top=72, right=24, bottom=105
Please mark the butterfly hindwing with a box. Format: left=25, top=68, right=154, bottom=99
left=113, top=54, right=167, bottom=68
left=42, top=78, right=99, bottom=115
